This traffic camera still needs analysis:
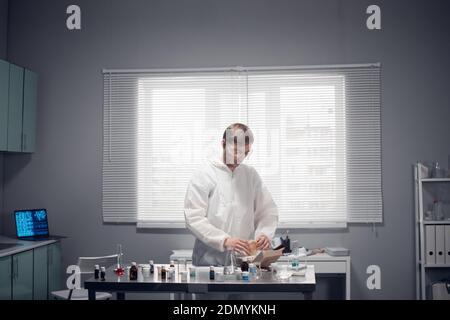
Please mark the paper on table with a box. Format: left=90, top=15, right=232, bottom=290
left=251, top=248, right=284, bottom=268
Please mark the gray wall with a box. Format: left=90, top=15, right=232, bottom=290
left=2, top=0, right=450, bottom=299
left=0, top=0, right=8, bottom=235
left=0, top=0, right=7, bottom=59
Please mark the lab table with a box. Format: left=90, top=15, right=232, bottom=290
left=84, top=264, right=316, bottom=300
left=171, top=250, right=351, bottom=300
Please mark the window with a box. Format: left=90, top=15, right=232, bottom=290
left=103, top=64, right=382, bottom=228
left=246, top=74, right=347, bottom=227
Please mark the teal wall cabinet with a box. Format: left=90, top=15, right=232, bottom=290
left=7, top=63, right=24, bottom=152
left=22, top=69, right=38, bottom=152
left=47, top=242, right=62, bottom=297
left=0, top=241, right=61, bottom=300
left=0, top=256, right=12, bottom=300
left=33, top=246, right=48, bottom=300
left=0, top=59, right=38, bottom=153
left=12, top=250, right=33, bottom=300
left=0, top=59, right=8, bottom=150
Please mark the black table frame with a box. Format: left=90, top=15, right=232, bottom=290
left=85, top=275, right=315, bottom=300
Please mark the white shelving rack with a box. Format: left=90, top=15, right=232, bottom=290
left=414, top=162, right=450, bottom=300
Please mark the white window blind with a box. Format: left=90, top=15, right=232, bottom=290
left=245, top=66, right=382, bottom=226
left=103, top=64, right=382, bottom=227
left=103, top=71, right=247, bottom=226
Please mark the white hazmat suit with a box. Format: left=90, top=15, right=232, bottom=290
left=184, top=156, right=278, bottom=266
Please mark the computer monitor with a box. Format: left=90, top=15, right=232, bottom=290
left=14, top=208, right=49, bottom=239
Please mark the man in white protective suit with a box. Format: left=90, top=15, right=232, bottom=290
left=184, top=123, right=279, bottom=267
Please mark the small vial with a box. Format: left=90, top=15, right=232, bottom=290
left=100, top=267, right=106, bottom=281
left=291, top=255, right=299, bottom=270
left=137, top=265, right=144, bottom=282
left=169, top=261, right=175, bottom=280
left=129, top=262, right=138, bottom=281
left=248, top=263, right=258, bottom=280
left=161, top=266, right=166, bottom=280
left=94, top=264, right=100, bottom=280
left=149, top=260, right=154, bottom=274
left=249, top=263, right=257, bottom=278
left=189, top=266, right=196, bottom=278
left=209, top=266, right=215, bottom=280
left=242, top=271, right=249, bottom=281
left=235, top=268, right=242, bottom=280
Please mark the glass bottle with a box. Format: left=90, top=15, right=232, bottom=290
left=149, top=260, right=154, bottom=274
left=129, top=262, right=138, bottom=280
left=284, top=230, right=291, bottom=254
left=161, top=266, right=166, bottom=280
left=209, top=266, right=215, bottom=280
left=100, top=267, right=106, bottom=281
left=94, top=264, right=100, bottom=279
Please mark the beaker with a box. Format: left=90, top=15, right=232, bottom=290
left=276, top=264, right=292, bottom=281
left=224, top=250, right=236, bottom=275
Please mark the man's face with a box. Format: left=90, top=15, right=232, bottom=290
left=224, top=141, right=252, bottom=165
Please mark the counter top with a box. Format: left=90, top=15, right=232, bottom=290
left=0, top=235, right=58, bottom=258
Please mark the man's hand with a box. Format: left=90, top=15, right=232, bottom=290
left=224, top=237, right=250, bottom=255
left=256, top=234, right=271, bottom=250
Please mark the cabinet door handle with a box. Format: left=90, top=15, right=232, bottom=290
left=13, top=257, right=18, bottom=280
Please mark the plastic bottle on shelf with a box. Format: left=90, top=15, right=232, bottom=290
left=433, top=199, right=444, bottom=220
left=433, top=162, right=443, bottom=178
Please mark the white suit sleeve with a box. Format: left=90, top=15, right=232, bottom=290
left=253, top=171, right=279, bottom=240
left=184, top=172, right=230, bottom=252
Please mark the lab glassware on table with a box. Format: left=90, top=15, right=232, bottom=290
left=114, top=244, right=125, bottom=276
left=85, top=263, right=316, bottom=300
